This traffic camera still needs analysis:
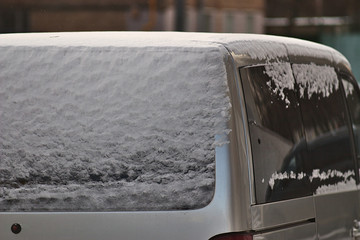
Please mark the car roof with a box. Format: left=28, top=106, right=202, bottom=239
left=0, top=31, right=350, bottom=69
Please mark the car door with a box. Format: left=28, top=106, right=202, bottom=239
left=291, top=62, right=360, bottom=240
left=339, top=71, right=360, bottom=240
left=240, top=62, right=317, bottom=240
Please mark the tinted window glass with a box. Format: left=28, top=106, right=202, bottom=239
left=240, top=63, right=311, bottom=203
left=293, top=64, right=356, bottom=194
left=341, top=73, right=360, bottom=184
left=341, top=74, right=360, bottom=159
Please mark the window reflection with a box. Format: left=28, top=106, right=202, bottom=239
left=241, top=64, right=310, bottom=203
left=342, top=75, right=360, bottom=158
left=241, top=63, right=357, bottom=204
left=293, top=64, right=355, bottom=193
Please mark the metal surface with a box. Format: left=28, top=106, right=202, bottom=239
left=224, top=50, right=254, bottom=229
left=251, top=196, right=315, bottom=231
left=314, top=190, right=360, bottom=240
left=253, top=222, right=316, bottom=240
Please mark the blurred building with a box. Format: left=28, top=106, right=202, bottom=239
left=0, top=0, right=169, bottom=32
left=185, top=0, right=264, bottom=33
left=0, top=0, right=264, bottom=33
left=1, top=0, right=359, bottom=80
left=266, top=0, right=360, bottom=41
left=265, top=0, right=360, bottom=81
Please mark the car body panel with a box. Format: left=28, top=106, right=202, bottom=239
left=0, top=32, right=358, bottom=240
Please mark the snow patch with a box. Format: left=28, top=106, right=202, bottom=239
left=342, top=80, right=355, bottom=97
left=292, top=63, right=339, bottom=99
left=268, top=171, right=305, bottom=189
left=264, top=62, right=295, bottom=106
left=309, top=169, right=355, bottom=182
left=315, top=178, right=357, bottom=195
left=0, top=45, right=231, bottom=211
left=268, top=169, right=356, bottom=195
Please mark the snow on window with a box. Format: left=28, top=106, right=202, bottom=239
left=315, top=178, right=356, bottom=195
left=309, top=169, right=355, bottom=182
left=0, top=45, right=231, bottom=211
left=268, top=171, right=306, bottom=190
left=292, top=63, right=339, bottom=99
left=264, top=62, right=295, bottom=106
left=342, top=80, right=355, bottom=97
left=268, top=169, right=356, bottom=195
left=254, top=62, right=340, bottom=106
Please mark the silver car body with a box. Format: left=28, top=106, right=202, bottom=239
left=0, top=32, right=359, bottom=240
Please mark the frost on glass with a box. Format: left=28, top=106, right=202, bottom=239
left=0, top=46, right=231, bottom=211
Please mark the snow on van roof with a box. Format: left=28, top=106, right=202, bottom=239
left=0, top=32, right=349, bottom=66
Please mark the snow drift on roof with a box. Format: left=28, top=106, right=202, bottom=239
left=0, top=32, right=349, bottom=66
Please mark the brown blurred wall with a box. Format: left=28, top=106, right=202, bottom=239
left=265, top=0, right=360, bottom=40
left=0, top=0, right=169, bottom=32
left=0, top=0, right=265, bottom=33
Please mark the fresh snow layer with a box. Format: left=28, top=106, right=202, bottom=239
left=264, top=62, right=295, bottom=106
left=268, top=169, right=356, bottom=195
left=0, top=44, right=230, bottom=211
left=292, top=63, right=339, bottom=99
left=342, top=80, right=355, bottom=97
left=0, top=32, right=350, bottom=66
left=263, top=62, right=338, bottom=107
left=315, top=178, right=357, bottom=195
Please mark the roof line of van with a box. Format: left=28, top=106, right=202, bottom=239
left=0, top=31, right=350, bottom=69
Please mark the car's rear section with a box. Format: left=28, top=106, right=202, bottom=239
left=0, top=32, right=254, bottom=240
left=1, top=32, right=360, bottom=240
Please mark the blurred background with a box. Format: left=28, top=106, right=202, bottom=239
left=0, top=0, right=359, bottom=80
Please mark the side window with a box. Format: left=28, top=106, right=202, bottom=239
left=340, top=73, right=360, bottom=172
left=293, top=64, right=356, bottom=194
left=240, top=63, right=312, bottom=204
left=341, top=74, right=360, bottom=157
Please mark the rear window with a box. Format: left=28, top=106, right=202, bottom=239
left=241, top=62, right=357, bottom=204
left=0, top=46, right=230, bottom=211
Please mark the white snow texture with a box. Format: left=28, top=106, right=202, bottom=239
left=264, top=62, right=295, bottom=106
left=268, top=170, right=356, bottom=195
left=0, top=45, right=230, bottom=211
left=292, top=63, right=339, bottom=99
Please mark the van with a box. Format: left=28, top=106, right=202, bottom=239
left=0, top=32, right=360, bottom=240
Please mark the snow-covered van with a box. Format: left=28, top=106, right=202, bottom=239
left=1, top=32, right=360, bottom=240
